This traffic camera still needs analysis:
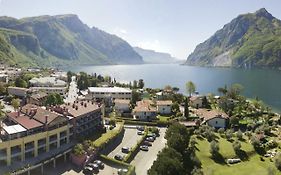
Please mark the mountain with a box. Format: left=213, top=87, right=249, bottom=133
left=0, top=14, right=143, bottom=67
left=185, top=8, right=281, bottom=68
left=133, top=47, right=179, bottom=64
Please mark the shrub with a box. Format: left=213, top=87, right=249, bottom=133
left=236, top=130, right=243, bottom=140
left=210, top=140, right=219, bottom=158
left=217, top=128, right=225, bottom=135
left=232, top=140, right=241, bottom=153
left=225, top=129, right=234, bottom=141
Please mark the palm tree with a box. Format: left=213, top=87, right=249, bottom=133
left=186, top=81, right=196, bottom=97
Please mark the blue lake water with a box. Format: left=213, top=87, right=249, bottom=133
left=65, top=64, right=281, bottom=112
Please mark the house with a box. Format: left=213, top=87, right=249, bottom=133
left=195, top=109, right=229, bottom=128
left=27, top=91, right=48, bottom=106
left=189, top=95, right=204, bottom=108
left=87, top=87, right=132, bottom=101
left=7, top=87, right=29, bottom=98
left=114, top=99, right=130, bottom=113
left=133, top=100, right=157, bottom=121
left=156, top=100, right=172, bottom=115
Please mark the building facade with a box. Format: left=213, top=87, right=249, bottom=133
left=87, top=87, right=132, bottom=101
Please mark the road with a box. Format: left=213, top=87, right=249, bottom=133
left=107, top=128, right=142, bottom=159
left=131, top=127, right=167, bottom=175
left=64, top=76, right=78, bottom=103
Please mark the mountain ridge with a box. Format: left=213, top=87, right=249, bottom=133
left=133, top=47, right=180, bottom=64
left=0, top=14, right=143, bottom=67
left=185, top=8, right=281, bottom=68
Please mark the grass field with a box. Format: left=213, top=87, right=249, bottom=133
left=195, top=135, right=281, bottom=175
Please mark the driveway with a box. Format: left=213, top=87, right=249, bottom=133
left=131, top=127, right=167, bottom=175
left=107, top=127, right=142, bottom=159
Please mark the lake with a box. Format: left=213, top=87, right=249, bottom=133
left=65, top=64, right=281, bottom=112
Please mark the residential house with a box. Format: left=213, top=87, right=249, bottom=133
left=195, top=109, right=229, bottom=128
left=27, top=91, right=48, bottom=106
left=156, top=100, right=172, bottom=115
left=114, top=99, right=131, bottom=113
left=189, top=95, right=204, bottom=108
left=133, top=100, right=157, bottom=121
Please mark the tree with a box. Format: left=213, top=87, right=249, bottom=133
left=131, top=90, right=141, bottom=107
left=0, top=82, right=7, bottom=95
left=217, top=85, right=228, bottom=96
left=133, top=80, right=138, bottom=89
left=218, top=128, right=225, bottom=135
left=172, top=102, right=180, bottom=114
left=225, top=129, right=233, bottom=141
left=232, top=140, right=241, bottom=153
left=15, top=77, right=27, bottom=88
left=210, top=140, right=219, bottom=158
left=186, top=81, right=196, bottom=97
left=45, top=93, right=64, bottom=106
left=236, top=130, right=243, bottom=140
left=138, top=79, right=145, bottom=89
left=11, top=98, right=20, bottom=111
left=148, top=147, right=184, bottom=175
left=164, top=85, right=172, bottom=92
left=67, top=71, right=75, bottom=83
left=227, top=83, right=244, bottom=99
left=230, top=116, right=239, bottom=127
left=184, top=97, right=189, bottom=118
left=0, top=104, right=6, bottom=132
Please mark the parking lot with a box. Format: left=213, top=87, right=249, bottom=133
left=107, top=127, right=143, bottom=159
left=131, top=127, right=167, bottom=175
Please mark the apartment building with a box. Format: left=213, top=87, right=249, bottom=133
left=87, top=87, right=132, bottom=101
left=29, top=77, right=67, bottom=96
left=0, top=101, right=103, bottom=166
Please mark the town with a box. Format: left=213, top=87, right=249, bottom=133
left=0, top=65, right=280, bottom=175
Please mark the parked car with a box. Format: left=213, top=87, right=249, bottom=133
left=137, top=126, right=145, bottom=131
left=137, top=130, right=145, bottom=135
left=146, top=137, right=154, bottom=142
left=147, top=133, right=157, bottom=139
left=114, top=154, right=123, bottom=161
left=122, top=147, right=130, bottom=153
left=140, top=145, right=149, bottom=151
left=87, top=163, right=99, bottom=172
left=83, top=166, right=93, bottom=174
left=93, top=160, right=104, bottom=169
left=118, top=168, right=128, bottom=175
left=143, top=141, right=152, bottom=146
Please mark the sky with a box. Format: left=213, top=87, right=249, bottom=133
left=0, top=0, right=281, bottom=60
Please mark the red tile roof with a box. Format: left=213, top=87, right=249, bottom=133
left=7, top=112, right=43, bottom=130
left=195, top=109, right=229, bottom=121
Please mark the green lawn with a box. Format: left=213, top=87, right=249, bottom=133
left=157, top=115, right=171, bottom=122
left=195, top=135, right=281, bottom=175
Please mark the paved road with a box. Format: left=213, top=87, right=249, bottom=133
left=131, top=127, right=167, bottom=175
left=107, top=128, right=142, bottom=159
left=64, top=76, right=78, bottom=103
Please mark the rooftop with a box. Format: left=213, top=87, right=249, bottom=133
left=8, top=86, right=29, bottom=92
left=30, top=91, right=48, bottom=100
left=3, top=124, right=27, bottom=135
left=156, top=100, right=173, bottom=106
left=88, top=87, right=132, bottom=93
left=29, top=77, right=67, bottom=87
left=21, top=104, right=66, bottom=125
left=7, top=112, right=44, bottom=130
left=114, top=99, right=130, bottom=104
left=190, top=95, right=204, bottom=102
left=133, top=100, right=156, bottom=112
left=60, top=100, right=101, bottom=118
left=195, top=109, right=229, bottom=121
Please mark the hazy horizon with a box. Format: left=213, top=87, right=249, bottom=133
left=1, top=0, right=281, bottom=60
